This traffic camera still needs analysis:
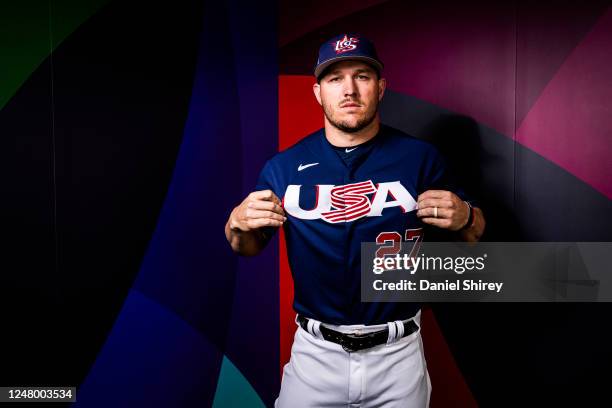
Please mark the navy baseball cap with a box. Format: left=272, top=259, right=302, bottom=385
left=314, top=33, right=384, bottom=79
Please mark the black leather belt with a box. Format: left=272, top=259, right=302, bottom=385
left=297, top=315, right=419, bottom=353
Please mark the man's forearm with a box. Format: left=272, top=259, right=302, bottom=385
left=225, top=220, right=267, bottom=256
left=459, top=207, right=485, bottom=242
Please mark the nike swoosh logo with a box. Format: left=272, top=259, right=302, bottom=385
left=298, top=163, right=319, bottom=171
left=345, top=147, right=358, bottom=153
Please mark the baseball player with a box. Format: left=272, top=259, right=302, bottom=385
left=225, top=33, right=485, bottom=407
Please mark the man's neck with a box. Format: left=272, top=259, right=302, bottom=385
left=324, top=117, right=380, bottom=147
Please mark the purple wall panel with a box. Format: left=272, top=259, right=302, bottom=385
left=279, top=1, right=612, bottom=406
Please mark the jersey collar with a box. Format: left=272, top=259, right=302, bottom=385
left=304, top=127, right=388, bottom=174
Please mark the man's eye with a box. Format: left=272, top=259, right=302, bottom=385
left=329, top=77, right=340, bottom=82
left=357, top=75, right=369, bottom=80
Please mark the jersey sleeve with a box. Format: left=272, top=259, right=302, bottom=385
left=420, top=146, right=477, bottom=206
left=254, top=159, right=282, bottom=241
left=419, top=146, right=479, bottom=240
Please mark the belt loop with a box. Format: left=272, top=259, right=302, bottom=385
left=386, top=321, right=397, bottom=344
left=305, top=318, right=323, bottom=340
left=312, top=320, right=323, bottom=339
left=307, top=319, right=316, bottom=337
left=394, top=320, right=405, bottom=339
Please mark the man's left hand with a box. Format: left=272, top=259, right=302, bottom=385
left=416, top=190, right=470, bottom=231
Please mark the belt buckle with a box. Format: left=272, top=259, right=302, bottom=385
left=341, top=331, right=378, bottom=353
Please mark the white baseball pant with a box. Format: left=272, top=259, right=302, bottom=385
left=275, top=310, right=431, bottom=407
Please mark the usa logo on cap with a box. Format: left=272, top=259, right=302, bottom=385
left=333, top=35, right=359, bottom=54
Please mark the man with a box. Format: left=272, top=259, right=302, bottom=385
left=225, top=34, right=485, bottom=407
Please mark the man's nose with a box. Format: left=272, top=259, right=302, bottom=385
left=343, top=78, right=358, bottom=97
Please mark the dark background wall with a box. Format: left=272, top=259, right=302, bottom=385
left=1, top=1, right=277, bottom=407
left=0, top=0, right=610, bottom=407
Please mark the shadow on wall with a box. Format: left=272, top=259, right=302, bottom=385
left=421, top=114, right=522, bottom=241
left=380, top=90, right=523, bottom=241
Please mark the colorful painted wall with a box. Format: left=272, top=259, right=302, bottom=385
left=0, top=1, right=610, bottom=407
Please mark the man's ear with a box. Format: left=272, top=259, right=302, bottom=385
left=378, top=78, right=387, bottom=101
left=313, top=83, right=322, bottom=106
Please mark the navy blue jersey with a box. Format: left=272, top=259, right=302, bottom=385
left=256, top=125, right=468, bottom=325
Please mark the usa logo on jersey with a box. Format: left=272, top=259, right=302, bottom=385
left=334, top=35, right=359, bottom=54
left=284, top=180, right=416, bottom=223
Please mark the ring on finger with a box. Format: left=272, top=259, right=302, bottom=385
left=434, top=206, right=438, bottom=218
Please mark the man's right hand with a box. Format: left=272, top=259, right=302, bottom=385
left=228, top=190, right=286, bottom=231
left=225, top=190, right=286, bottom=256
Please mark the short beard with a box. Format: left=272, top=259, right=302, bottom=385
left=323, top=101, right=378, bottom=134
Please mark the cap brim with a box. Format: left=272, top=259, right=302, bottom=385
left=314, top=56, right=384, bottom=79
